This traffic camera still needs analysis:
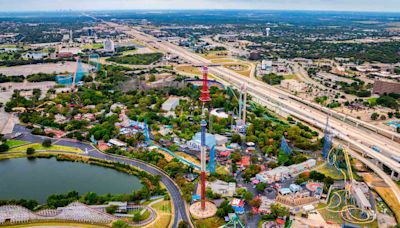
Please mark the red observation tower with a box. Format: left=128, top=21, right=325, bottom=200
left=200, top=65, right=210, bottom=210
left=200, top=66, right=211, bottom=103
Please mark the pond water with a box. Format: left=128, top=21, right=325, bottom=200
left=0, top=158, right=143, bottom=203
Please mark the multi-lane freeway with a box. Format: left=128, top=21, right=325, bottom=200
left=106, top=22, right=400, bottom=199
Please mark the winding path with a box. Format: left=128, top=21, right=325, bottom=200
left=8, top=125, right=192, bottom=228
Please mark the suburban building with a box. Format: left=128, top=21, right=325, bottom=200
left=103, top=38, right=115, bottom=52
left=161, top=97, right=180, bottom=111
left=256, top=159, right=316, bottom=183
left=206, top=180, right=236, bottom=197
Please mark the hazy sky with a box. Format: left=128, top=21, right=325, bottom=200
left=0, top=0, right=399, bottom=12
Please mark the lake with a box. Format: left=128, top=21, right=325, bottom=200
left=0, top=158, right=143, bottom=203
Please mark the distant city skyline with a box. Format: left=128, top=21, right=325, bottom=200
left=0, top=0, right=400, bottom=13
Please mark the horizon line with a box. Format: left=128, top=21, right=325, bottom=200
left=1, top=9, right=400, bottom=14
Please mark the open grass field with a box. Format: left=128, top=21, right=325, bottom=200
left=83, top=43, right=104, bottom=50
left=195, top=216, right=225, bottom=228
left=223, top=63, right=251, bottom=77
left=200, top=51, right=229, bottom=60
left=176, top=65, right=202, bottom=75
left=216, top=165, right=230, bottom=175
left=211, top=58, right=236, bottom=64
left=5, top=140, right=28, bottom=148
left=316, top=163, right=344, bottom=180
left=107, top=53, right=163, bottom=65
left=8, top=143, right=83, bottom=153
left=144, top=200, right=172, bottom=228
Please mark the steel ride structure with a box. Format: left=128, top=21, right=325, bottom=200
left=222, top=214, right=245, bottom=228
left=320, top=146, right=376, bottom=224
left=56, top=56, right=85, bottom=88
left=56, top=55, right=101, bottom=87
left=88, top=54, right=101, bottom=72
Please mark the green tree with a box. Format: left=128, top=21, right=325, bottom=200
left=231, top=134, right=241, bottom=143
left=42, top=139, right=52, bottom=147
left=0, top=143, right=9, bottom=152
left=270, top=203, right=289, bottom=218
left=256, top=182, right=267, bottom=192
left=132, top=211, right=141, bottom=222
left=370, top=112, right=379, bottom=121
left=243, top=191, right=253, bottom=201
left=178, top=221, right=189, bottom=228
left=26, top=147, right=35, bottom=155
left=112, top=220, right=129, bottom=228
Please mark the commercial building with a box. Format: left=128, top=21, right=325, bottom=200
left=161, top=97, right=180, bottom=111
left=256, top=159, right=316, bottom=184
left=261, top=60, right=272, bottom=71
left=187, top=132, right=216, bottom=150
left=103, top=38, right=115, bottom=52
left=351, top=186, right=371, bottom=210
left=206, top=180, right=236, bottom=197
left=373, top=80, right=400, bottom=95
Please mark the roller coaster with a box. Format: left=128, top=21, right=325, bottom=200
left=319, top=146, right=376, bottom=224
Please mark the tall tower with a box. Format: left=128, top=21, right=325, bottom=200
left=200, top=66, right=211, bottom=210
left=71, top=56, right=79, bottom=89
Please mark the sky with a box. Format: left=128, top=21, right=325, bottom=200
left=0, top=0, right=399, bottom=12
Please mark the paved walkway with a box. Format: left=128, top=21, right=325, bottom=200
left=8, top=124, right=192, bottom=228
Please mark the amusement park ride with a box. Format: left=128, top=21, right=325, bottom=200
left=55, top=54, right=100, bottom=88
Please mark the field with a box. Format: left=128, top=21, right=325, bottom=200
left=8, top=143, right=83, bottom=153
left=176, top=65, right=202, bottom=75
left=144, top=200, right=172, bottom=228
left=83, top=43, right=104, bottom=50
left=363, top=173, right=400, bottom=222
left=194, top=216, right=225, bottom=228
left=315, top=163, right=344, bottom=180
left=107, top=53, right=163, bottom=65
left=5, top=140, right=28, bottom=148
left=200, top=51, right=229, bottom=60
left=223, top=63, right=252, bottom=77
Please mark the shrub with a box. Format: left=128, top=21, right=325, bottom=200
left=42, top=139, right=52, bottom=147
left=26, top=147, right=35, bottom=155
left=0, top=144, right=9, bottom=152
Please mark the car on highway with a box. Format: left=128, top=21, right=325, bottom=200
left=372, top=146, right=381, bottom=153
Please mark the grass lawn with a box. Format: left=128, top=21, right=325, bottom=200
left=176, top=65, right=202, bottom=75
left=5, top=140, right=28, bottom=148
left=8, top=143, right=83, bottom=153
left=211, top=58, right=236, bottom=63
left=83, top=43, right=104, bottom=50
left=368, top=97, right=377, bottom=106
left=152, top=200, right=171, bottom=213
left=0, top=153, right=26, bottom=160
left=216, top=165, right=230, bottom=175
left=200, top=51, right=229, bottom=60
left=145, top=200, right=172, bottom=228
left=195, top=216, right=225, bottom=228
left=374, top=186, right=400, bottom=222
left=140, top=209, right=151, bottom=221
left=107, top=53, right=163, bottom=65
left=316, top=163, right=344, bottom=180
left=223, top=63, right=251, bottom=77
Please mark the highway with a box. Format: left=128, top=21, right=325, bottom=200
left=11, top=125, right=191, bottom=228
left=106, top=23, right=400, bottom=186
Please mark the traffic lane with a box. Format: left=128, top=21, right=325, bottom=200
left=89, top=150, right=186, bottom=227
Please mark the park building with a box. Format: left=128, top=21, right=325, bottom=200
left=161, top=97, right=180, bottom=111
left=103, top=38, right=115, bottom=52
left=256, top=159, right=316, bottom=184
left=206, top=180, right=236, bottom=197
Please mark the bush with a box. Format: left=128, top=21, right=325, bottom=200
left=26, top=147, right=35, bottom=155
left=42, top=139, right=52, bottom=147
left=0, top=144, right=9, bottom=152
left=112, top=220, right=129, bottom=228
